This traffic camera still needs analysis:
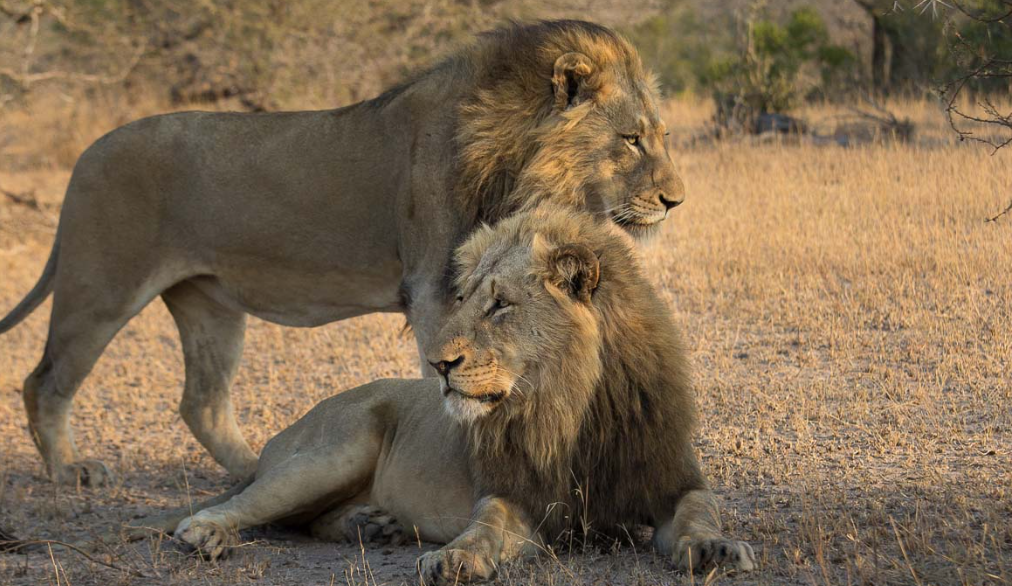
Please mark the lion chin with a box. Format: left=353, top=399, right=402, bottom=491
left=441, top=382, right=510, bottom=422
left=612, top=213, right=666, bottom=237
left=609, top=199, right=671, bottom=237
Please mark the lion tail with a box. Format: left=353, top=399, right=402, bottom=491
left=0, top=226, right=60, bottom=335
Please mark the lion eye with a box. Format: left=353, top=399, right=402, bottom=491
left=489, top=297, right=510, bottom=316
left=623, top=134, right=640, bottom=147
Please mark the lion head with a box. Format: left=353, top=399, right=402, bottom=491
left=424, top=204, right=697, bottom=537
left=425, top=212, right=604, bottom=424
left=456, top=20, right=684, bottom=237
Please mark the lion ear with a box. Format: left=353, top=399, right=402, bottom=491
left=552, top=52, right=597, bottom=111
left=545, top=243, right=600, bottom=304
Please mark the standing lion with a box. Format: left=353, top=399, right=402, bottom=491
left=124, top=206, right=753, bottom=583
left=0, top=20, right=684, bottom=485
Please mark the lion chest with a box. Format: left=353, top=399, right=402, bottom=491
left=368, top=408, right=474, bottom=544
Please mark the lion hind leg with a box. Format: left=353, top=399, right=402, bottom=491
left=162, top=281, right=257, bottom=479
left=171, top=474, right=296, bottom=561
left=24, top=271, right=170, bottom=486
left=310, top=504, right=406, bottom=546
left=653, top=489, right=756, bottom=574
left=174, top=513, right=239, bottom=561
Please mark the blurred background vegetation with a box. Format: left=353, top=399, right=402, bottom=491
left=0, top=0, right=1008, bottom=156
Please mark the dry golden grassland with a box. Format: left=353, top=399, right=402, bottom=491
left=0, top=95, right=1009, bottom=585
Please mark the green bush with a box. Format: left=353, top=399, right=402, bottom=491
left=707, top=6, right=856, bottom=114
left=623, top=1, right=733, bottom=95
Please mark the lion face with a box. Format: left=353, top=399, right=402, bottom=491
left=514, top=48, right=685, bottom=237
left=580, top=86, right=684, bottom=236
left=425, top=232, right=601, bottom=423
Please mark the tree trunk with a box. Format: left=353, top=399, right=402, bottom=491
left=870, top=16, right=889, bottom=93
left=854, top=1, right=891, bottom=94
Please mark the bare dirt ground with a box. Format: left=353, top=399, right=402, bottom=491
left=0, top=99, right=1009, bottom=585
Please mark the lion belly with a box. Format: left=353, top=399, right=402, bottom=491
left=186, top=263, right=404, bottom=327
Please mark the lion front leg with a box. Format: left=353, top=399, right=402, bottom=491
left=174, top=511, right=240, bottom=561
left=170, top=478, right=292, bottom=561
left=653, top=490, right=756, bottom=574
left=417, top=496, right=532, bottom=585
left=175, top=441, right=380, bottom=561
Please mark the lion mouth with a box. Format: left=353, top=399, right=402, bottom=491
left=612, top=212, right=664, bottom=235
left=444, top=386, right=508, bottom=404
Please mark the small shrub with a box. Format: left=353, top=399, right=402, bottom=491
left=623, top=2, right=730, bottom=95
left=710, top=7, right=856, bottom=114
left=704, top=5, right=856, bottom=134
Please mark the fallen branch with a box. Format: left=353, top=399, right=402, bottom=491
left=0, top=526, right=21, bottom=552
left=0, top=185, right=40, bottom=210
left=0, top=538, right=153, bottom=578
left=985, top=199, right=1012, bottom=223
left=0, top=44, right=145, bottom=89
left=0, top=1, right=145, bottom=93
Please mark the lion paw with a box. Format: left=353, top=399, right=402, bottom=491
left=673, top=537, right=756, bottom=574
left=174, top=513, right=238, bottom=561
left=418, top=547, right=497, bottom=585
left=53, top=460, right=113, bottom=487
left=345, top=505, right=406, bottom=546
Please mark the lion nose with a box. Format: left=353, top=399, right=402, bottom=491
left=658, top=192, right=683, bottom=210
left=430, top=355, right=464, bottom=377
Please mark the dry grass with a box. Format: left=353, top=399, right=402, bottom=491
left=0, top=95, right=1009, bottom=585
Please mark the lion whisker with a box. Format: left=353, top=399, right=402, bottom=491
left=597, top=203, right=628, bottom=216
left=600, top=202, right=632, bottom=217
left=498, top=366, right=535, bottom=399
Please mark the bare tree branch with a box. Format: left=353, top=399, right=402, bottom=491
left=933, top=2, right=1012, bottom=153
left=948, top=0, right=1012, bottom=26
left=0, top=44, right=144, bottom=88
left=0, top=1, right=145, bottom=93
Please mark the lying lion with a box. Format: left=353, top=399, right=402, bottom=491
left=130, top=207, right=753, bottom=582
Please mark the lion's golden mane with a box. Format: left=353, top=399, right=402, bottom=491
left=453, top=207, right=705, bottom=538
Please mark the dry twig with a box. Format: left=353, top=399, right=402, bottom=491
left=938, top=1, right=1012, bottom=153
left=985, top=199, right=1012, bottom=222
left=0, top=184, right=40, bottom=210
left=0, top=538, right=154, bottom=578
left=0, top=1, right=145, bottom=92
